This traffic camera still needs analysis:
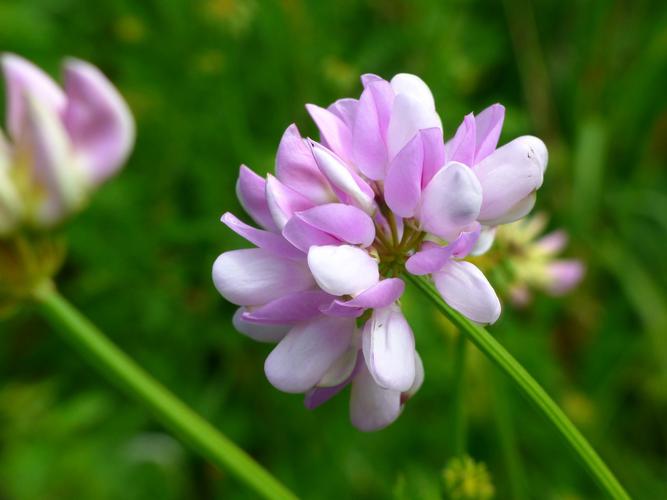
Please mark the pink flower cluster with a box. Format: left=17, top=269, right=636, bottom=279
left=213, top=73, right=547, bottom=431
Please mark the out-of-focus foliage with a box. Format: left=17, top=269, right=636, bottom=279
left=1, top=0, right=666, bottom=498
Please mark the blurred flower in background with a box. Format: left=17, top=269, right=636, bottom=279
left=442, top=455, right=495, bottom=500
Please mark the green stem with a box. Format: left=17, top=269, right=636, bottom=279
left=489, top=369, right=528, bottom=500
left=32, top=283, right=297, bottom=500
left=405, top=274, right=631, bottom=500
left=451, top=332, right=467, bottom=457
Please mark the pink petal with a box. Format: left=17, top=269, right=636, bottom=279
left=420, top=127, right=446, bottom=188
left=405, top=241, right=453, bottom=275
left=350, top=362, right=402, bottom=432
left=546, top=260, right=584, bottom=295
left=474, top=103, right=505, bottom=162
left=536, top=230, right=568, bottom=255
left=419, top=161, right=483, bottom=240
left=321, top=278, right=405, bottom=317
left=362, top=305, right=416, bottom=392
left=475, top=136, right=547, bottom=225
left=433, top=260, right=501, bottom=324
left=236, top=165, right=277, bottom=231
left=296, top=203, right=375, bottom=247
left=264, top=315, right=355, bottom=393
left=265, top=173, right=314, bottom=229
left=63, top=58, right=135, bottom=184
left=241, top=290, right=334, bottom=324
left=384, top=132, right=424, bottom=217
left=1, top=53, right=65, bottom=139
left=306, top=103, right=353, bottom=162
left=275, top=124, right=333, bottom=205
left=233, top=308, right=289, bottom=343
left=386, top=92, right=441, bottom=160
left=307, top=245, right=379, bottom=297
left=402, top=351, right=424, bottom=402
left=445, top=113, right=476, bottom=166
left=328, top=98, right=358, bottom=129
left=282, top=214, right=341, bottom=253
left=212, top=248, right=314, bottom=306
left=390, top=73, right=436, bottom=110
left=471, top=226, right=496, bottom=256
left=221, top=212, right=303, bottom=259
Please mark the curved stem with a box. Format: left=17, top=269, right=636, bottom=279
left=32, top=283, right=297, bottom=500
left=405, top=274, right=631, bottom=500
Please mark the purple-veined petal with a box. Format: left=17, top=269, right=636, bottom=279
left=241, top=290, right=334, bottom=324
left=307, top=244, right=379, bottom=297
left=405, top=241, right=453, bottom=275
left=1, top=53, right=65, bottom=139
left=236, top=165, right=277, bottom=231
left=321, top=278, right=405, bottom=317
left=445, top=113, right=476, bottom=166
left=352, top=78, right=393, bottom=179
left=221, top=212, right=303, bottom=259
left=350, top=362, right=402, bottom=432
left=385, top=132, right=424, bottom=217
left=265, top=173, right=314, bottom=229
left=419, top=161, right=483, bottom=241
left=212, top=248, right=314, bottom=306
left=282, top=214, right=341, bottom=253
left=421, top=127, right=446, bottom=188
left=362, top=305, right=416, bottom=392
left=433, top=260, right=501, bottom=325
left=475, top=135, right=547, bottom=225
left=62, top=58, right=135, bottom=184
left=264, top=315, right=355, bottom=393
left=275, top=124, right=333, bottom=205
left=296, top=203, right=375, bottom=247
left=474, top=103, right=505, bottom=162
left=386, top=92, right=441, bottom=160
left=309, top=141, right=375, bottom=214
left=306, top=103, right=353, bottom=162
left=546, top=260, right=584, bottom=295
left=471, top=226, right=496, bottom=256
left=232, top=308, right=289, bottom=343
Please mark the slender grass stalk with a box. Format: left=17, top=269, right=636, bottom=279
left=489, top=369, right=528, bottom=500
left=451, top=332, right=467, bottom=457
left=32, top=283, right=297, bottom=500
left=405, top=274, right=631, bottom=500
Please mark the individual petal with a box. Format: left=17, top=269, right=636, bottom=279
left=535, top=229, right=568, bottom=255
left=264, top=315, right=355, bottom=393
left=386, top=92, right=441, bottom=160
left=275, top=124, right=333, bottom=205
left=405, top=241, right=453, bottom=276
left=420, top=127, right=446, bottom=188
left=419, top=161, right=483, bottom=241
left=433, top=260, right=501, bottom=324
left=384, top=132, right=424, bottom=217
left=212, top=248, right=314, bottom=306
left=444, top=113, right=476, bottom=166
left=546, top=260, right=584, bottom=295
left=390, top=73, right=436, bottom=110
left=328, top=98, right=358, bottom=129
left=1, top=53, right=66, bottom=139
left=304, top=349, right=362, bottom=409
left=317, top=346, right=359, bottom=387
left=308, top=244, right=379, bottom=297
left=306, top=103, right=353, bottom=161
left=241, top=290, right=333, bottom=324
left=362, top=305, right=416, bottom=392
left=265, top=173, right=314, bottom=229
left=470, top=226, right=496, bottom=256
left=296, top=203, right=375, bottom=247
left=282, top=214, right=341, bottom=253
left=236, top=165, right=277, bottom=231
left=232, top=308, right=289, bottom=343
left=321, top=278, right=405, bottom=317
left=221, top=212, right=303, bottom=259
left=449, top=222, right=481, bottom=258
left=475, top=136, right=547, bottom=224
left=401, top=351, right=424, bottom=403
left=480, top=192, right=537, bottom=226
left=474, top=103, right=505, bottom=162
left=309, top=141, right=375, bottom=214
left=352, top=78, right=393, bottom=179
left=19, top=94, right=85, bottom=225
left=62, top=58, right=135, bottom=184
left=350, top=362, right=402, bottom=432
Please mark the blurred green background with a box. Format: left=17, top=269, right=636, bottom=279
left=1, top=0, right=666, bottom=498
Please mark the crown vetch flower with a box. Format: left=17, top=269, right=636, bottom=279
left=212, top=73, right=547, bottom=430
left=0, top=54, right=134, bottom=234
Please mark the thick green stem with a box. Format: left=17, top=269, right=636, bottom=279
left=32, top=283, right=297, bottom=500
left=405, top=274, right=631, bottom=500
left=451, top=332, right=467, bottom=457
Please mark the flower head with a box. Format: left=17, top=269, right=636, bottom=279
left=212, top=73, right=547, bottom=430
left=0, top=54, right=134, bottom=234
